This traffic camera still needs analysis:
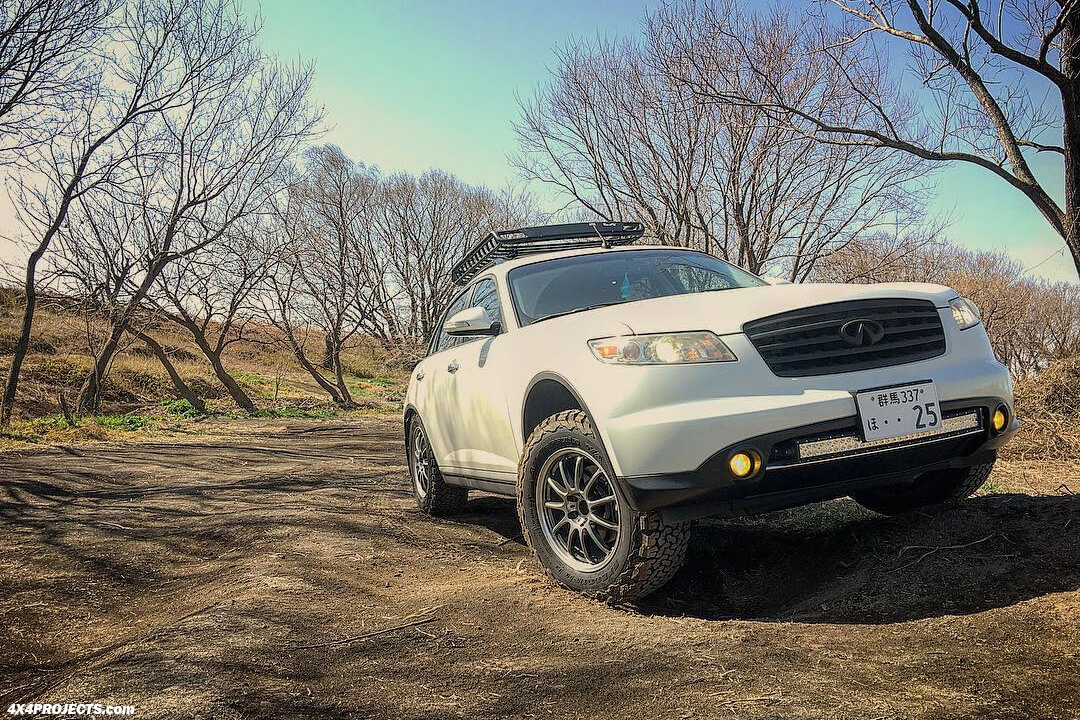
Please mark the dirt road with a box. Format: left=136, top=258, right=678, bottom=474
left=1, top=418, right=1078, bottom=719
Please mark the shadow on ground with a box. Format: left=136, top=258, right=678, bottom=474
left=445, top=492, right=1080, bottom=624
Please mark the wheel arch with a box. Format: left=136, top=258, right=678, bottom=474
left=521, top=372, right=600, bottom=444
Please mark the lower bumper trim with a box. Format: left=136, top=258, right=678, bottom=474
left=618, top=396, right=1015, bottom=521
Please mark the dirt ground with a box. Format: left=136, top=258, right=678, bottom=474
left=1, top=417, right=1078, bottom=720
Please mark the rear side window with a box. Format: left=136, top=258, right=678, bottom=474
left=470, top=278, right=502, bottom=328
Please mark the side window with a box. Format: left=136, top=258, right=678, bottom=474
left=470, top=278, right=502, bottom=329
left=661, top=261, right=740, bottom=293
left=432, top=290, right=470, bottom=354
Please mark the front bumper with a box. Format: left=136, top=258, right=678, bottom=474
left=620, top=396, right=1018, bottom=523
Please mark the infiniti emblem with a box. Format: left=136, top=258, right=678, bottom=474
left=839, top=319, right=886, bottom=347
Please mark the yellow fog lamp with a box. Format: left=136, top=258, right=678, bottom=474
left=728, top=450, right=761, bottom=479
left=991, top=405, right=1008, bottom=433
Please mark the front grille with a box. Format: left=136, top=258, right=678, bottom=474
left=743, top=299, right=946, bottom=377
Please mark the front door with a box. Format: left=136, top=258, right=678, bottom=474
left=440, top=277, right=518, bottom=479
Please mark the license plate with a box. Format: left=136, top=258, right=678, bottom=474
left=854, top=381, right=941, bottom=442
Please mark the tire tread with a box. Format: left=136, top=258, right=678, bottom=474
left=517, top=410, right=689, bottom=603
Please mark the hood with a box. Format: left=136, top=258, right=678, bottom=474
left=540, top=282, right=958, bottom=336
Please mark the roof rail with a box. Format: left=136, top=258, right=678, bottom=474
left=451, top=221, right=645, bottom=285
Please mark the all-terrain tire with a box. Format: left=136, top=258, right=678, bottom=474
left=407, top=416, right=468, bottom=516
left=851, top=461, right=995, bottom=515
left=517, top=409, right=689, bottom=603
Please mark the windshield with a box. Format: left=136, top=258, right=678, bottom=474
left=508, top=249, right=766, bottom=326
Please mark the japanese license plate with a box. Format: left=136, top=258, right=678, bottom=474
left=854, top=381, right=941, bottom=442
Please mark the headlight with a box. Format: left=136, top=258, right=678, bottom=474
left=588, top=331, right=736, bottom=365
left=949, top=297, right=981, bottom=330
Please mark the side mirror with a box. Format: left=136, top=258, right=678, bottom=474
left=444, top=306, right=501, bottom=337
left=763, top=275, right=792, bottom=286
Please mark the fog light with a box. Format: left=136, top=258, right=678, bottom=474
left=728, top=450, right=759, bottom=479
left=992, top=406, right=1008, bottom=433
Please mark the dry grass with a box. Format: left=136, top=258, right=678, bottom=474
left=1007, top=356, right=1080, bottom=462
left=0, top=293, right=407, bottom=438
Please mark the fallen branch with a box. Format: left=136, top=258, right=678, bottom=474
left=892, top=534, right=995, bottom=572
left=287, top=614, right=438, bottom=650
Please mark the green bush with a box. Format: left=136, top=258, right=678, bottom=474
left=94, top=413, right=153, bottom=431
left=161, top=398, right=202, bottom=418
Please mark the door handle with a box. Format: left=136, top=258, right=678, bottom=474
left=415, top=370, right=425, bottom=381
left=447, top=361, right=459, bottom=373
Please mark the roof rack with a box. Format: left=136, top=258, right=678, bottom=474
left=451, top=221, right=645, bottom=285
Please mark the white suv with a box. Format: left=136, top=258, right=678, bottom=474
left=403, top=222, right=1017, bottom=602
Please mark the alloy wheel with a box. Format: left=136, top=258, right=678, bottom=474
left=536, top=447, right=621, bottom=572
left=411, top=427, right=432, bottom=499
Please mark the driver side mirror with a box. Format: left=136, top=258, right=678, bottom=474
left=762, top=275, right=792, bottom=286
left=444, top=306, right=501, bottom=337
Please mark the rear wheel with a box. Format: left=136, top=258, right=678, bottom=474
left=851, top=462, right=995, bottom=515
left=517, top=410, right=689, bottom=602
left=408, top=417, right=468, bottom=516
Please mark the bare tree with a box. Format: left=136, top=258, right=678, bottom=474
left=0, top=0, right=117, bottom=157
left=262, top=146, right=386, bottom=408
left=1, top=0, right=264, bottom=426
left=514, top=40, right=718, bottom=250
left=149, top=218, right=281, bottom=413
left=660, top=0, right=1080, bottom=277
left=131, top=327, right=208, bottom=414
left=516, top=21, right=931, bottom=278
left=72, top=52, right=316, bottom=414
left=377, top=170, right=540, bottom=340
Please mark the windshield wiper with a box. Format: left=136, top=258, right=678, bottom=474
left=534, top=301, right=625, bottom=324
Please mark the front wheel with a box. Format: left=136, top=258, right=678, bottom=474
left=851, top=461, right=995, bottom=515
left=517, top=410, right=689, bottom=603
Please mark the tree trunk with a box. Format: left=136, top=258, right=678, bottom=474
left=76, top=316, right=127, bottom=414
left=0, top=286, right=35, bottom=428
left=332, top=343, right=355, bottom=408
left=0, top=145, right=101, bottom=427
left=196, top=339, right=256, bottom=414
left=321, top=333, right=335, bottom=370
left=282, top=330, right=347, bottom=407
left=1, top=247, right=48, bottom=427
left=75, top=257, right=168, bottom=414
left=135, top=330, right=207, bottom=415
left=170, top=321, right=255, bottom=413
left=1062, top=11, right=1080, bottom=278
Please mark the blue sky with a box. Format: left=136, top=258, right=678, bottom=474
left=254, top=0, right=651, bottom=191
left=253, top=0, right=1075, bottom=283
left=1, top=0, right=1074, bottom=283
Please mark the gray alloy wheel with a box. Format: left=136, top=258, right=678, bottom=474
left=411, top=425, right=432, bottom=499
left=536, top=447, right=621, bottom=573
left=517, top=409, right=690, bottom=602
left=408, top=417, right=468, bottom=516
